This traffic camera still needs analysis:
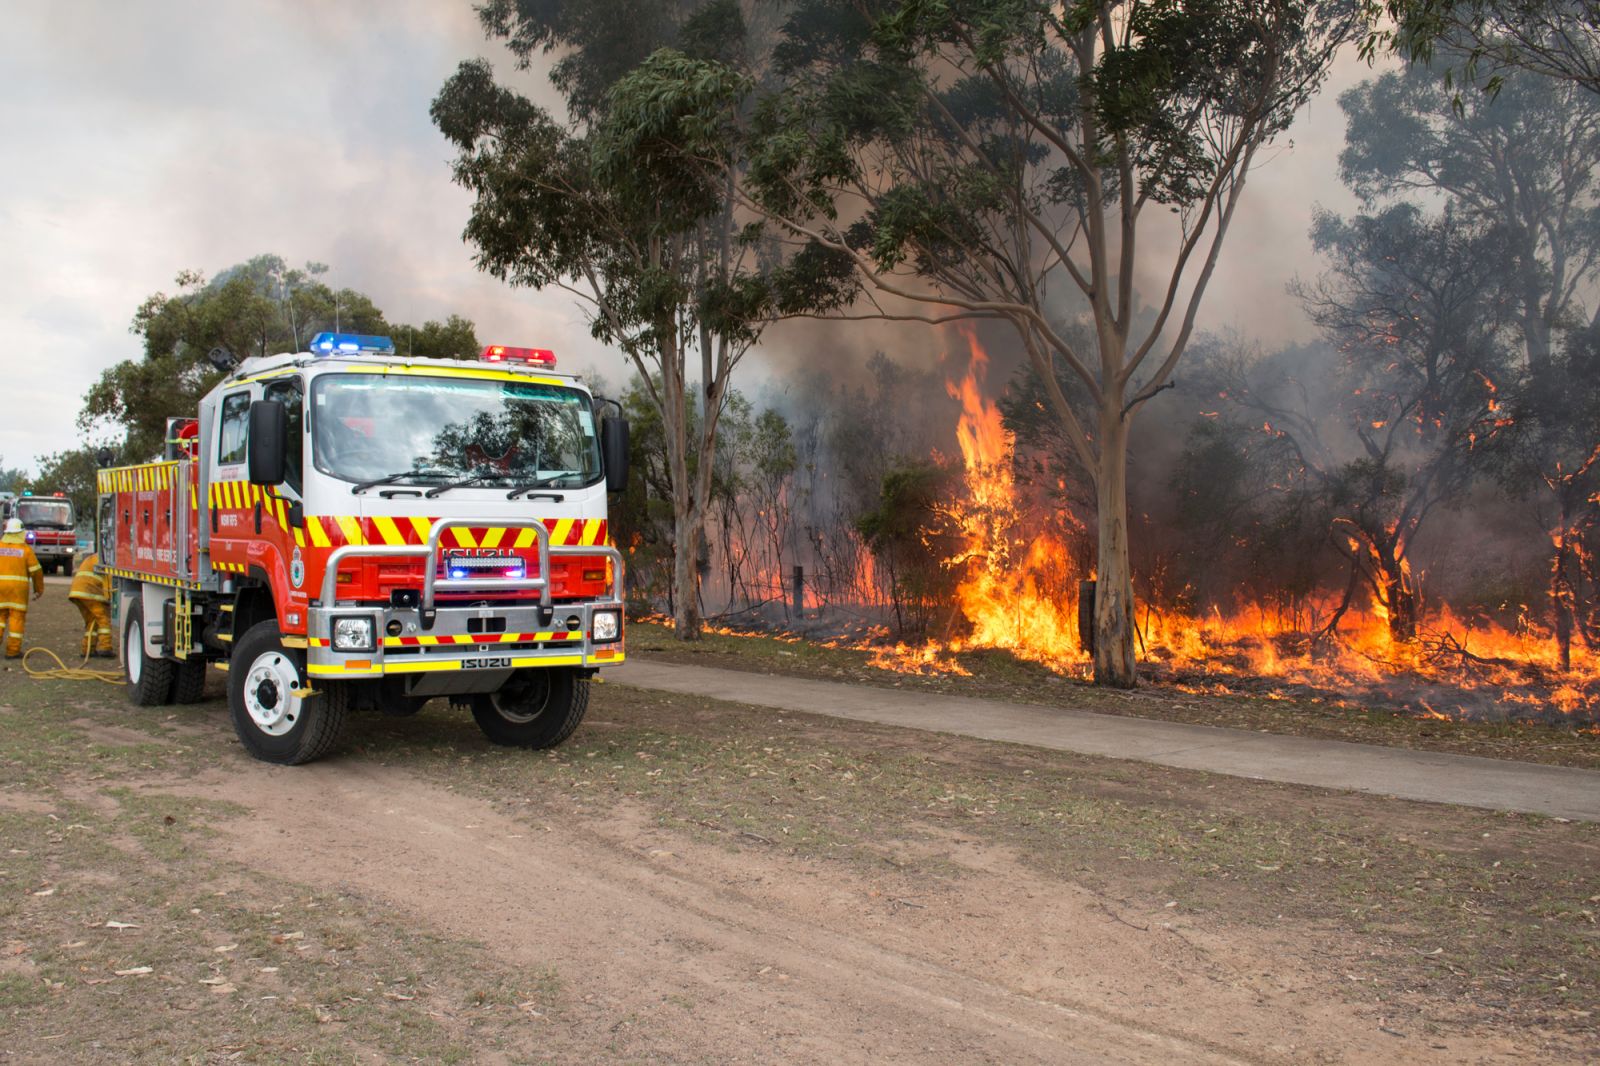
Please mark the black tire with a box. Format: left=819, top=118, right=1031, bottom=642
left=172, top=657, right=208, bottom=704
left=228, top=620, right=349, bottom=765
left=124, top=600, right=176, bottom=706
left=470, top=668, right=589, bottom=749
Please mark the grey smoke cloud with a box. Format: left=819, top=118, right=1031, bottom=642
left=1, top=0, right=1377, bottom=474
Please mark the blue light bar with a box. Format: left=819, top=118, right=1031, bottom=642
left=309, top=332, right=396, bottom=355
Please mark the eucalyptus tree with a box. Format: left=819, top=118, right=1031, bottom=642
left=433, top=1, right=848, bottom=639
left=84, top=256, right=471, bottom=462
left=1211, top=206, right=1517, bottom=643
left=616, top=0, right=1361, bottom=684
left=1362, top=1, right=1600, bottom=97
left=1339, top=62, right=1600, bottom=662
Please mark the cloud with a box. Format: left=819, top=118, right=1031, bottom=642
left=1, top=2, right=1383, bottom=475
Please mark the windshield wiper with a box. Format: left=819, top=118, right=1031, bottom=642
left=424, top=472, right=514, bottom=499
left=351, top=468, right=450, bottom=494
left=506, top=475, right=573, bottom=500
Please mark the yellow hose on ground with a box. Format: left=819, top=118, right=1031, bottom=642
left=21, top=646, right=125, bottom=685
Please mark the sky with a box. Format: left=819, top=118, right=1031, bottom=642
left=0, top=0, right=1376, bottom=476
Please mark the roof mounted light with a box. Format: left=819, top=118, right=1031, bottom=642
left=310, top=332, right=396, bottom=355
left=480, top=344, right=555, bottom=367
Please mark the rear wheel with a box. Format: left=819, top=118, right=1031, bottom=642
left=228, top=621, right=349, bottom=765
left=470, top=668, right=589, bottom=749
left=124, top=601, right=176, bottom=706
left=172, top=657, right=208, bottom=703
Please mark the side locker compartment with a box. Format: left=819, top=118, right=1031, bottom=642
left=154, top=467, right=177, bottom=581
left=115, top=480, right=134, bottom=573
left=134, top=480, right=155, bottom=571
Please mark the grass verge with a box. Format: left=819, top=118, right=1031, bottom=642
left=628, top=620, right=1600, bottom=770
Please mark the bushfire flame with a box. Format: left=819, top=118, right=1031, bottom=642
left=868, top=330, right=1599, bottom=724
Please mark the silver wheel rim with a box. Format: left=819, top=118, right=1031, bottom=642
left=126, top=621, right=143, bottom=684
left=491, top=672, right=552, bottom=724
left=243, top=651, right=303, bottom=736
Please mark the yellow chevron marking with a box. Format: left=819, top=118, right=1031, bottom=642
left=513, top=527, right=537, bottom=549
left=335, top=515, right=363, bottom=545
left=453, top=527, right=478, bottom=549
left=579, top=519, right=602, bottom=546
left=409, top=516, right=432, bottom=543
left=551, top=518, right=575, bottom=545
left=371, top=515, right=404, bottom=546
left=479, top=527, right=505, bottom=549
left=417, top=635, right=439, bottom=646
left=307, top=516, right=331, bottom=548
left=293, top=524, right=306, bottom=548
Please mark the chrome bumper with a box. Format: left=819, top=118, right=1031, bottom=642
left=306, top=517, right=625, bottom=679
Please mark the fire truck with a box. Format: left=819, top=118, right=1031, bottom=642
left=11, top=491, right=78, bottom=574
left=95, top=333, right=629, bottom=765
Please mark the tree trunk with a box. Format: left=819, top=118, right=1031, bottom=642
left=1551, top=512, right=1575, bottom=673
left=1375, top=542, right=1418, bottom=644
left=672, top=504, right=702, bottom=640
left=659, top=328, right=702, bottom=642
left=1093, top=407, right=1138, bottom=687
left=1383, top=572, right=1418, bottom=644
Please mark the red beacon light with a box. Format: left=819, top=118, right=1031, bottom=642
left=480, top=345, right=556, bottom=367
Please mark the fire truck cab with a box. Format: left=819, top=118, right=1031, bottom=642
left=96, top=334, right=629, bottom=765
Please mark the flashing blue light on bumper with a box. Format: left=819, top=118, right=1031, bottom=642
left=309, top=332, right=396, bottom=355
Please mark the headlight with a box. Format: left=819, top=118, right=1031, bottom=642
left=592, top=609, right=621, bottom=643
left=331, top=616, right=375, bottom=652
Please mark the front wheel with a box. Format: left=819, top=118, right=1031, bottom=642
left=228, top=621, right=349, bottom=765
left=470, top=668, right=589, bottom=749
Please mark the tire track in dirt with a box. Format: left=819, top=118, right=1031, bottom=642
left=151, top=754, right=1542, bottom=1065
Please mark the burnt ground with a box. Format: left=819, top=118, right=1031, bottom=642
left=629, top=621, right=1600, bottom=771
left=1, top=592, right=1597, bottom=1063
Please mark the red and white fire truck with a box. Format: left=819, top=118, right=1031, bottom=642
left=95, top=333, right=629, bottom=764
left=10, top=492, right=78, bottom=574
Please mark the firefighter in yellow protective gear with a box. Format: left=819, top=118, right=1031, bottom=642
left=0, top=518, right=45, bottom=658
left=69, top=552, right=114, bottom=658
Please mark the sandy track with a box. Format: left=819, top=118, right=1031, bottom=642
left=158, top=756, right=1534, bottom=1065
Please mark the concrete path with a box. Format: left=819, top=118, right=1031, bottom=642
left=610, top=660, right=1600, bottom=823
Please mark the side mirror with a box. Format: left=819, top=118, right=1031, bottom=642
left=601, top=416, right=630, bottom=494
left=247, top=400, right=287, bottom=485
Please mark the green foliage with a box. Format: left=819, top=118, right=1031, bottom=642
left=1361, top=1, right=1599, bottom=98
left=29, top=447, right=101, bottom=519
left=0, top=459, right=27, bottom=496
left=856, top=459, right=957, bottom=635
left=83, top=255, right=477, bottom=460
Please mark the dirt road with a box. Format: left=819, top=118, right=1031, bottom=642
left=184, top=759, right=1423, bottom=1065
left=2, top=596, right=1594, bottom=1062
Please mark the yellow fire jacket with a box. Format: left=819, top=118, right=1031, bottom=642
left=0, top=532, right=44, bottom=611
left=69, top=552, right=111, bottom=603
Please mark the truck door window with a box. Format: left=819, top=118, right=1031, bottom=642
left=218, top=391, right=251, bottom=466
left=263, top=378, right=305, bottom=494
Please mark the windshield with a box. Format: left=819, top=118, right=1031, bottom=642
left=310, top=372, right=602, bottom=487
left=17, top=499, right=73, bottom=527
